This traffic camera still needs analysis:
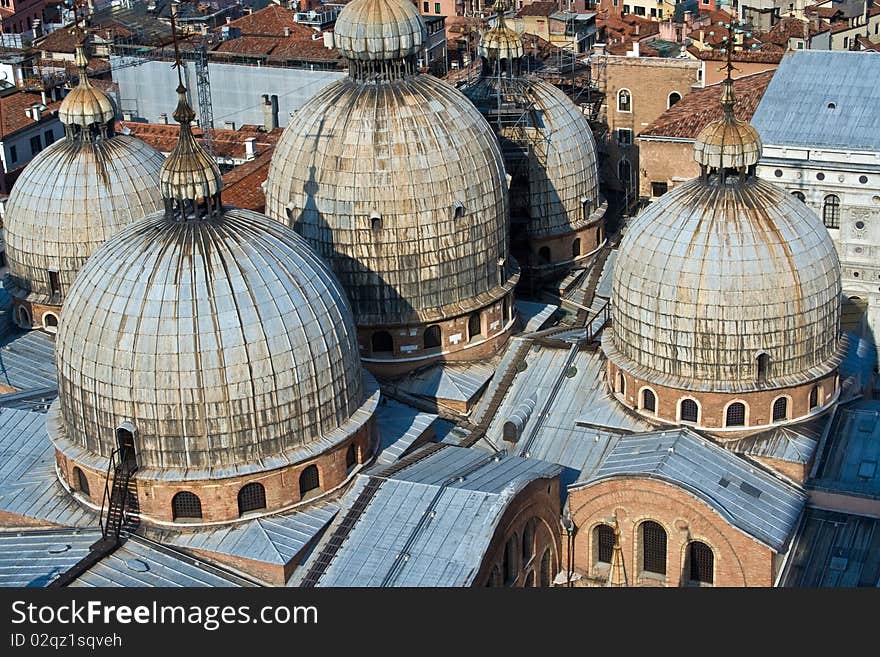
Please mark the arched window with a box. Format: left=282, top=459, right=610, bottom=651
left=539, top=548, right=552, bottom=587
left=172, top=491, right=203, bottom=520
left=618, top=159, right=631, bottom=186
left=792, top=191, right=805, bottom=202
left=572, top=238, right=581, bottom=258
left=594, top=523, right=614, bottom=565
left=525, top=570, right=536, bottom=587
left=424, top=324, right=441, bottom=350
left=345, top=444, right=357, bottom=470
left=468, top=312, right=482, bottom=341
left=73, top=467, right=89, bottom=496
left=370, top=211, right=382, bottom=231
left=503, top=534, right=519, bottom=585
left=538, top=246, right=551, bottom=263
left=522, top=519, right=535, bottom=562
left=582, top=197, right=592, bottom=222
left=502, top=296, right=510, bottom=323
left=680, top=398, right=699, bottom=423
left=43, top=313, right=59, bottom=332
left=822, top=194, right=841, bottom=229
left=16, top=306, right=30, bottom=327
left=596, top=225, right=603, bottom=244
left=299, top=465, right=321, bottom=499
left=772, top=397, right=788, bottom=422
left=453, top=202, right=466, bottom=219
left=809, top=385, right=820, bottom=410
left=668, top=91, right=681, bottom=108
left=688, top=541, right=714, bottom=585
left=617, top=88, right=631, bottom=112
left=641, top=388, right=656, bottom=413
left=756, top=352, right=770, bottom=382
left=615, top=371, right=626, bottom=395
left=640, top=521, right=667, bottom=575
left=371, top=330, right=393, bottom=354
left=238, top=482, right=267, bottom=516
left=726, top=402, right=746, bottom=427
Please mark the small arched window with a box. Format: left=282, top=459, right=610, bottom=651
left=617, top=88, right=632, bottom=112
left=539, top=246, right=551, bottom=263
left=772, top=397, right=788, bottom=422
left=453, top=201, right=466, bottom=219
left=809, top=385, right=820, bottom=410
left=572, top=238, right=581, bottom=258
left=792, top=191, right=806, bottom=202
left=502, top=296, right=510, bottom=323
left=172, top=491, right=203, bottom=520
left=726, top=402, right=746, bottom=427
left=503, top=534, right=519, bottom=585
left=299, top=465, right=321, bottom=499
left=823, top=194, right=841, bottom=229
left=371, top=330, right=393, bottom=354
left=43, top=313, right=59, bottom=332
left=16, top=306, right=30, bottom=328
left=668, top=91, right=681, bottom=108
left=238, top=482, right=266, bottom=516
left=581, top=196, right=592, bottom=222
left=468, top=312, right=482, bottom=341
left=345, top=444, right=357, bottom=470
left=594, top=523, right=614, bottom=565
left=370, top=211, right=382, bottom=232
left=616, top=371, right=626, bottom=395
left=680, top=398, right=698, bottom=423
left=73, top=467, right=90, bottom=496
left=756, top=352, right=770, bottom=382
left=539, top=548, right=552, bottom=587
left=640, top=521, right=667, bottom=575
left=641, top=388, right=656, bottom=413
left=522, top=519, right=535, bottom=562
left=424, top=324, right=441, bottom=350
left=688, top=541, right=714, bottom=585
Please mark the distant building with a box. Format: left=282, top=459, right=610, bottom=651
left=752, top=50, right=880, bottom=369
left=0, top=83, right=62, bottom=194
left=0, top=0, right=47, bottom=37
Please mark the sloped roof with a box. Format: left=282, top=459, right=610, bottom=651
left=574, top=427, right=807, bottom=551
left=518, top=1, right=558, bottom=17
left=751, top=50, right=880, bottom=151
left=0, top=90, right=60, bottom=138
left=639, top=70, right=774, bottom=139
left=119, top=121, right=282, bottom=159
left=219, top=5, right=315, bottom=38
left=221, top=148, right=273, bottom=211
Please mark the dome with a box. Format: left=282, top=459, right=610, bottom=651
left=333, top=0, right=426, bottom=61
left=3, top=136, right=165, bottom=303
left=478, top=20, right=524, bottom=64
left=53, top=208, right=369, bottom=472
left=694, top=79, right=762, bottom=170
left=608, top=175, right=842, bottom=390
left=265, top=73, right=515, bottom=326
left=58, top=46, right=115, bottom=128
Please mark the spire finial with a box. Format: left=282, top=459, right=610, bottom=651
left=707, top=18, right=758, bottom=118
left=168, top=1, right=195, bottom=125
left=71, top=0, right=89, bottom=80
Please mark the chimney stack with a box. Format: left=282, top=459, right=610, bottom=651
left=284, top=26, right=291, bottom=37
left=159, top=112, right=168, bottom=124
left=244, top=136, right=257, bottom=160
left=262, top=94, right=279, bottom=131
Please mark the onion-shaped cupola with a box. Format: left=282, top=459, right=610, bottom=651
left=265, top=0, right=520, bottom=375
left=2, top=38, right=164, bottom=332
left=51, top=79, right=378, bottom=525
left=478, top=6, right=525, bottom=77
left=605, top=73, right=843, bottom=434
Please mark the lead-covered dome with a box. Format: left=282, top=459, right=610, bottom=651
left=333, top=0, right=425, bottom=61
left=57, top=45, right=115, bottom=127
left=608, top=168, right=842, bottom=389
left=53, top=207, right=369, bottom=473
left=3, top=44, right=163, bottom=308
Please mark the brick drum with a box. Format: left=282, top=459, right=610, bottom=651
left=11, top=297, right=61, bottom=333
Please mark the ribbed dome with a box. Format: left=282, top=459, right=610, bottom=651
left=465, top=76, right=601, bottom=238
left=333, top=0, right=426, bottom=61
left=265, top=73, right=516, bottom=326
left=58, top=46, right=115, bottom=128
left=160, top=85, right=222, bottom=203
left=3, top=136, right=165, bottom=303
left=694, top=79, right=762, bottom=169
left=53, top=209, right=370, bottom=473
left=607, top=175, right=842, bottom=391
left=479, top=20, right=524, bottom=63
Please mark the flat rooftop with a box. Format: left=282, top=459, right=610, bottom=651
left=811, top=400, right=880, bottom=499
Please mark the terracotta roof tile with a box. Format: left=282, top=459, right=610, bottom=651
left=218, top=5, right=315, bottom=38
left=639, top=70, right=775, bottom=139
left=118, top=121, right=282, bottom=160
left=0, top=90, right=61, bottom=139
left=694, top=45, right=784, bottom=63
left=221, top=148, right=273, bottom=212
left=518, top=1, right=557, bottom=17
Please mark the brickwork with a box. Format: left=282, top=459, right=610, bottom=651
left=474, top=477, right=562, bottom=587
left=11, top=297, right=61, bottom=333
left=359, top=293, right=516, bottom=377
left=567, top=477, right=777, bottom=587
left=637, top=139, right=699, bottom=200
left=56, top=422, right=374, bottom=525
left=607, top=359, right=838, bottom=438
left=523, top=220, right=605, bottom=281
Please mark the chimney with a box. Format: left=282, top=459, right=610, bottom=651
left=284, top=26, right=291, bottom=37
left=244, top=136, right=257, bottom=160
left=159, top=112, right=168, bottom=124
left=28, top=104, right=41, bottom=121
left=226, top=16, right=232, bottom=24
left=224, top=120, right=236, bottom=130
left=632, top=41, right=640, bottom=57
left=40, top=89, right=47, bottom=105
left=262, top=94, right=279, bottom=131
left=633, top=23, right=639, bottom=36
left=323, top=30, right=335, bottom=49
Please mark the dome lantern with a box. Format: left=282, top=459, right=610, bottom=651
left=693, top=77, right=763, bottom=174
left=478, top=4, right=525, bottom=77
left=58, top=39, right=117, bottom=140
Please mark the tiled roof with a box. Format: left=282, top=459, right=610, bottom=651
left=639, top=70, right=774, bottom=139
left=269, top=36, right=343, bottom=63
left=218, top=5, right=315, bottom=38
left=0, top=90, right=61, bottom=139
left=35, top=23, right=132, bottom=54
left=518, top=1, right=558, bottom=17
left=692, top=45, right=784, bottom=63
left=118, top=121, right=282, bottom=160
left=213, top=35, right=281, bottom=56
left=221, top=149, right=273, bottom=212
